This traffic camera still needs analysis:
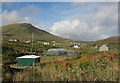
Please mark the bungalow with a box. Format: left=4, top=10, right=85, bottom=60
left=14, top=39, right=19, bottom=42
left=99, top=44, right=109, bottom=51
left=37, top=40, right=42, bottom=43
left=25, top=40, right=31, bottom=43
left=51, top=41, right=56, bottom=43
left=9, top=39, right=14, bottom=41
left=44, top=42, right=49, bottom=45
left=53, top=44, right=56, bottom=46
left=9, top=39, right=19, bottom=42
left=74, top=45, right=80, bottom=49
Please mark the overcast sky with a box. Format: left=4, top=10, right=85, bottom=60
left=1, top=2, right=118, bottom=41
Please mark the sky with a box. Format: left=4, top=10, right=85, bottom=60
left=0, top=2, right=118, bottom=41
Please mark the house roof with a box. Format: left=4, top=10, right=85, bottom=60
left=17, top=55, right=40, bottom=58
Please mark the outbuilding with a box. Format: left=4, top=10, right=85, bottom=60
left=17, top=55, right=40, bottom=66
left=99, top=44, right=109, bottom=51
left=46, top=48, right=68, bottom=56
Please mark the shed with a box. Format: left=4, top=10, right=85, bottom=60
left=46, top=48, right=67, bottom=55
left=17, top=55, right=40, bottom=66
left=99, top=44, right=109, bottom=51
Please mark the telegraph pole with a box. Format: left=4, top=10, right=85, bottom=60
left=32, top=33, right=33, bottom=47
left=31, top=33, right=33, bottom=54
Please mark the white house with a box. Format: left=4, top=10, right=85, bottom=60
left=9, top=39, right=14, bottom=41
left=14, top=39, right=18, bottom=42
left=44, top=42, right=49, bottom=45
left=74, top=45, right=80, bottom=49
left=9, top=39, right=19, bottom=42
left=25, top=40, right=31, bottom=43
left=53, top=44, right=56, bottom=46
left=55, top=43, right=58, bottom=45
left=51, top=41, right=56, bottom=43
left=37, top=40, right=42, bottom=43
left=99, top=44, right=109, bottom=51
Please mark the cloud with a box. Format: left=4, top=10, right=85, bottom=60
left=1, top=10, right=25, bottom=25
left=19, top=4, right=41, bottom=17
left=1, top=3, right=42, bottom=25
left=0, top=10, right=46, bottom=31
left=51, top=20, right=110, bottom=41
left=2, top=3, right=41, bottom=17
left=51, top=3, right=118, bottom=41
left=0, top=10, right=39, bottom=25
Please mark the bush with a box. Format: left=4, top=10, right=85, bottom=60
left=87, top=48, right=99, bottom=55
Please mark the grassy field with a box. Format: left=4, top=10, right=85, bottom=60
left=1, top=38, right=119, bottom=82
left=2, top=49, right=119, bottom=82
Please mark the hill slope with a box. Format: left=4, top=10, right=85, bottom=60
left=75, top=36, right=119, bottom=45
left=1, top=23, right=72, bottom=42
left=96, top=36, right=119, bottom=44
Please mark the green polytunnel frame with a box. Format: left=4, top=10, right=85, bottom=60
left=17, top=55, right=40, bottom=66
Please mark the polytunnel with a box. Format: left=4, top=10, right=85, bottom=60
left=46, top=48, right=68, bottom=55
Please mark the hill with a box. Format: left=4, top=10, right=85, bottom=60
left=95, top=36, right=119, bottom=44
left=1, top=23, right=72, bottom=43
left=75, top=36, right=119, bottom=45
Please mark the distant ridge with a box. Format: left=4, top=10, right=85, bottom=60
left=96, top=36, right=119, bottom=44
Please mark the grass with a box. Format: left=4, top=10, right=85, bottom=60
left=2, top=50, right=119, bottom=82
left=12, top=59, right=118, bottom=81
left=40, top=55, right=75, bottom=63
left=1, top=37, right=119, bottom=82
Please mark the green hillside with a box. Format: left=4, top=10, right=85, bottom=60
left=1, top=23, right=72, bottom=43
left=75, top=36, right=119, bottom=45
left=96, top=36, right=119, bottom=44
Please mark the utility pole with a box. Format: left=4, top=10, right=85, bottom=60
left=32, top=33, right=33, bottom=47
left=31, top=33, right=33, bottom=54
